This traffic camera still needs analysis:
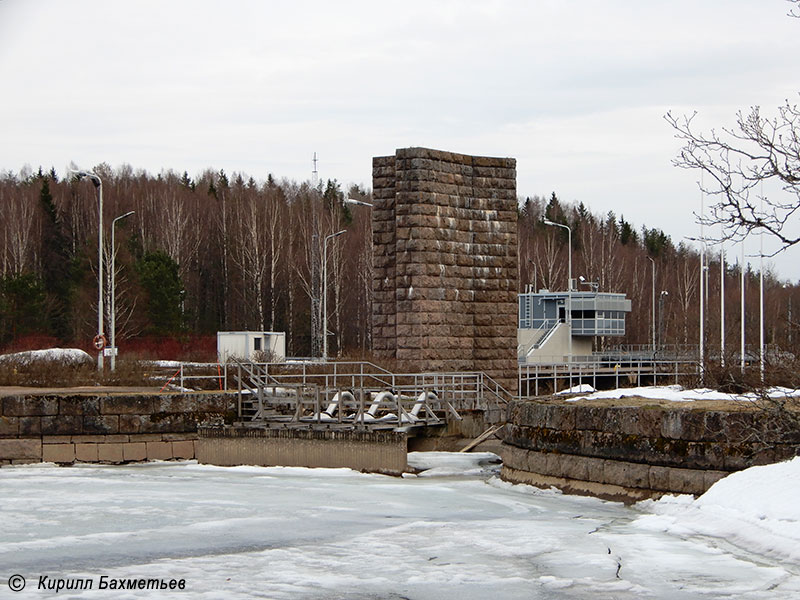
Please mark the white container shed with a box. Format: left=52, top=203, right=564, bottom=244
left=217, top=331, right=286, bottom=363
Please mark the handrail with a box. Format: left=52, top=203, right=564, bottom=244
left=531, top=319, right=561, bottom=352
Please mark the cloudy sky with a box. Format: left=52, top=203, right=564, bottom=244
left=1, top=0, right=798, bottom=278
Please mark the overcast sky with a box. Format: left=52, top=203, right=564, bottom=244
left=1, top=0, right=798, bottom=279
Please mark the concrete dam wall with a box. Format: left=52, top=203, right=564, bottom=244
left=501, top=397, right=800, bottom=501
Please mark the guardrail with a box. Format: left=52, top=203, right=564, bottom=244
left=235, top=383, right=459, bottom=429
left=153, top=362, right=229, bottom=392
left=518, top=357, right=700, bottom=397
left=229, top=359, right=511, bottom=423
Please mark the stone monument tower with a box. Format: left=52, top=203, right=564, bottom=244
left=372, top=147, right=518, bottom=393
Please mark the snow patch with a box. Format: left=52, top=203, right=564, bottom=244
left=0, top=348, right=93, bottom=366
left=556, top=383, right=596, bottom=395
left=565, top=384, right=800, bottom=403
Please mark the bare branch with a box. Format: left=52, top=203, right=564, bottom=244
left=665, top=97, right=800, bottom=253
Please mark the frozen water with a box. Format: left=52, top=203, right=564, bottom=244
left=1, top=455, right=798, bottom=599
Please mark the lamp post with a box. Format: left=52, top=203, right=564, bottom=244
left=323, top=229, right=347, bottom=361
left=760, top=236, right=765, bottom=382
left=741, top=240, right=746, bottom=374
left=647, top=256, right=655, bottom=353
left=659, top=290, right=669, bottom=349
left=110, top=211, right=134, bottom=371
left=344, top=198, right=373, bottom=353
left=759, top=191, right=765, bottom=382
left=720, top=244, right=725, bottom=368
left=543, top=219, right=572, bottom=362
left=74, top=170, right=104, bottom=371
left=699, top=182, right=705, bottom=382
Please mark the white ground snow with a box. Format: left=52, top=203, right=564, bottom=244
left=1, top=455, right=799, bottom=599
left=556, top=384, right=596, bottom=395
left=0, top=348, right=92, bottom=366
left=565, top=384, right=800, bottom=403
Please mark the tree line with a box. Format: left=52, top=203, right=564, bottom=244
left=0, top=165, right=797, bottom=361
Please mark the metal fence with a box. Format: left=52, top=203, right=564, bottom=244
left=228, top=359, right=512, bottom=426
left=518, top=356, right=700, bottom=397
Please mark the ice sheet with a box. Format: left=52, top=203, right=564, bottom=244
left=1, top=457, right=798, bottom=599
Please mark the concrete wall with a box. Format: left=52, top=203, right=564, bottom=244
left=197, top=426, right=407, bottom=476
left=0, top=392, right=236, bottom=465
left=518, top=324, right=593, bottom=363
left=373, top=147, right=518, bottom=393
left=501, top=398, right=800, bottom=500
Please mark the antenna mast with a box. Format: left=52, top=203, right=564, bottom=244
left=312, top=152, right=319, bottom=187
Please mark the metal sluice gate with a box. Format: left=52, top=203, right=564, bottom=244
left=230, top=359, right=511, bottom=432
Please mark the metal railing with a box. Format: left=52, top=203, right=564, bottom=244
left=518, top=356, right=700, bottom=397
left=153, top=362, right=229, bottom=392
left=228, top=359, right=511, bottom=427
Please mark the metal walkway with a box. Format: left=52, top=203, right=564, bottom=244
left=230, top=360, right=511, bottom=431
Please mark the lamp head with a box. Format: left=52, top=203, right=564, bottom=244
left=344, top=197, right=372, bottom=207
left=71, top=169, right=101, bottom=188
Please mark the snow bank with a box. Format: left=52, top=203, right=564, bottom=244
left=636, top=457, right=800, bottom=562
left=0, top=348, right=93, bottom=366
left=566, top=384, right=800, bottom=403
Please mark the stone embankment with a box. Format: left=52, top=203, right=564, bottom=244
left=0, top=390, right=235, bottom=465
left=501, top=397, right=800, bottom=501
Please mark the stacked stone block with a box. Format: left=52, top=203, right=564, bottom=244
left=372, top=148, right=518, bottom=392
left=501, top=398, right=800, bottom=498
left=0, top=392, right=235, bottom=465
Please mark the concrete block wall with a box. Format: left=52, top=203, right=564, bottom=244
left=0, top=392, right=236, bottom=465
left=373, top=148, right=518, bottom=393
left=197, top=426, right=408, bottom=476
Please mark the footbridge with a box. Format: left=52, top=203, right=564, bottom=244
left=230, top=360, right=511, bottom=433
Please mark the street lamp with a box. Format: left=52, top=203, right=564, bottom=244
left=110, top=211, right=135, bottom=371
left=647, top=256, right=656, bottom=353
left=74, top=170, right=104, bottom=371
left=543, top=219, right=572, bottom=362
left=323, top=229, right=347, bottom=361
left=720, top=244, right=725, bottom=368
left=658, top=290, right=669, bottom=349
left=344, top=198, right=374, bottom=353
left=740, top=240, right=746, bottom=374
